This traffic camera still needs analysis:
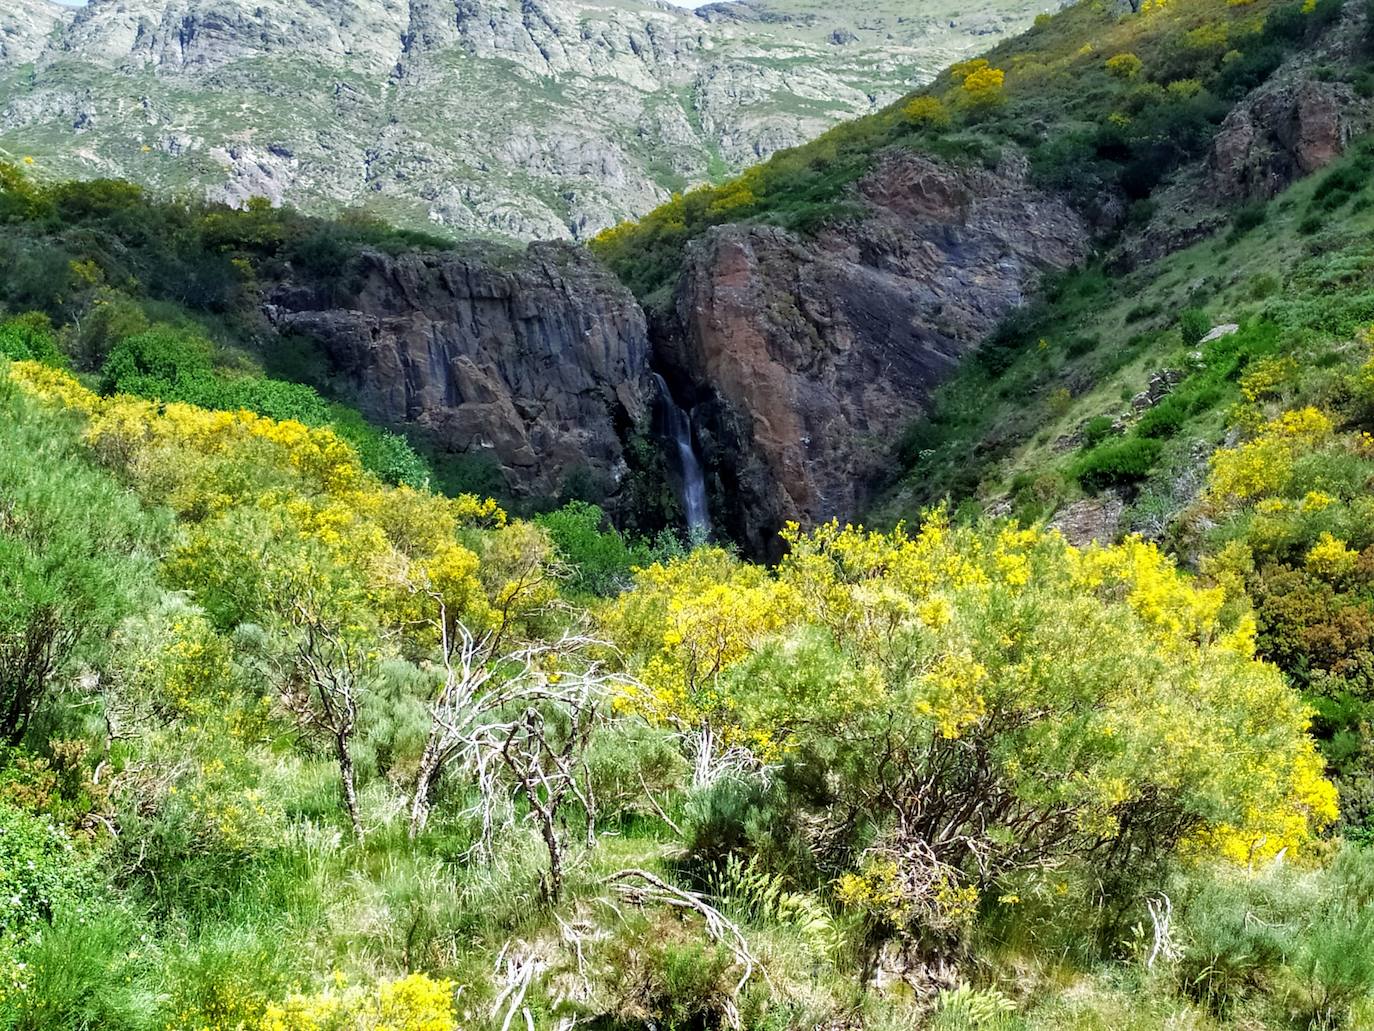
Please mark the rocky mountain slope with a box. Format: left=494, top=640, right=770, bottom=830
left=656, top=151, right=1088, bottom=555
left=0, top=0, right=1045, bottom=240
left=263, top=242, right=657, bottom=507
left=590, top=0, right=1366, bottom=550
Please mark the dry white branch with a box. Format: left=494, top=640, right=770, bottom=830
left=605, top=868, right=761, bottom=1029
left=491, top=943, right=545, bottom=1031
left=1146, top=893, right=1180, bottom=970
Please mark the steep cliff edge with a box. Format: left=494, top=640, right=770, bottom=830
left=655, top=151, right=1088, bottom=555
left=591, top=0, right=1362, bottom=550
left=1124, top=19, right=1373, bottom=264
left=264, top=243, right=656, bottom=509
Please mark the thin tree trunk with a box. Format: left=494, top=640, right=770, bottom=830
left=409, top=732, right=444, bottom=838
left=336, top=734, right=363, bottom=840
left=583, top=768, right=597, bottom=848
left=536, top=805, right=563, bottom=904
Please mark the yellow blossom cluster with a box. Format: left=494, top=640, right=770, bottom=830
left=607, top=510, right=1336, bottom=866
left=1306, top=532, right=1360, bottom=578
left=259, top=972, right=459, bottom=1031
left=7, top=360, right=540, bottom=645
left=1207, top=407, right=1333, bottom=503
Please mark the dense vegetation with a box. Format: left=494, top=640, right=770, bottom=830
left=0, top=162, right=490, bottom=494
left=873, top=122, right=1374, bottom=848
left=0, top=343, right=1358, bottom=1031
left=4, top=0, right=1374, bottom=1029
left=590, top=0, right=1350, bottom=304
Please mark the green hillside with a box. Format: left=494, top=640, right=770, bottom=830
left=592, top=0, right=1348, bottom=304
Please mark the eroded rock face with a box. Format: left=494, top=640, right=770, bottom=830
left=265, top=243, right=654, bottom=506
left=0, top=0, right=1044, bottom=242
left=1211, top=78, right=1353, bottom=203
left=660, top=151, right=1089, bottom=555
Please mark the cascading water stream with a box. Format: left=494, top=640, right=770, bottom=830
left=651, top=373, right=710, bottom=535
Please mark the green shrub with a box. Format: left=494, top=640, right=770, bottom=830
left=1178, top=309, right=1211, bottom=348
left=1287, top=908, right=1374, bottom=1029
left=0, top=387, right=159, bottom=743
left=1311, top=156, right=1372, bottom=213
left=1175, top=869, right=1293, bottom=1016
left=1230, top=202, right=1267, bottom=237
left=1070, top=437, right=1162, bottom=490
left=0, top=801, right=91, bottom=933
left=584, top=722, right=688, bottom=828
left=0, top=314, right=64, bottom=366
left=100, top=326, right=215, bottom=396
left=1299, top=213, right=1326, bottom=236
left=1081, top=416, right=1115, bottom=448
left=1134, top=398, right=1188, bottom=439
left=1250, top=274, right=1281, bottom=300
left=536, top=501, right=647, bottom=597
left=679, top=776, right=796, bottom=885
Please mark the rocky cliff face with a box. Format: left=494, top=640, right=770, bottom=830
left=245, top=148, right=1087, bottom=549
left=657, top=151, right=1089, bottom=555
left=0, top=0, right=1044, bottom=241
left=1126, top=20, right=1373, bottom=264
left=1209, top=77, right=1360, bottom=203
left=0, top=0, right=71, bottom=64
left=264, top=243, right=655, bottom=506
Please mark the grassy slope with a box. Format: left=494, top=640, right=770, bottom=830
left=592, top=0, right=1341, bottom=305
left=871, top=136, right=1374, bottom=532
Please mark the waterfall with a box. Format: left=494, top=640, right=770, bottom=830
left=651, top=373, right=710, bottom=534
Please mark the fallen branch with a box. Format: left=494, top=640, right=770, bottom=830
left=637, top=770, right=684, bottom=837
left=605, top=868, right=760, bottom=1027
left=491, top=942, right=544, bottom=1031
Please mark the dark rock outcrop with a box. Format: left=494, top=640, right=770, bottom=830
left=1210, top=78, right=1354, bottom=203
left=1125, top=21, right=1373, bottom=265
left=657, top=151, right=1089, bottom=555
left=265, top=242, right=654, bottom=507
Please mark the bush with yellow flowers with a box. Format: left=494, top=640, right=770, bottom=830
left=258, top=972, right=460, bottom=1031
left=607, top=510, right=1336, bottom=952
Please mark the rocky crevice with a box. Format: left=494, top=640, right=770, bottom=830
left=263, top=242, right=656, bottom=510
left=653, top=151, right=1089, bottom=556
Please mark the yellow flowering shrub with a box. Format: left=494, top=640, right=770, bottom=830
left=1207, top=407, right=1333, bottom=504
left=948, top=58, right=990, bottom=83
left=8, top=361, right=521, bottom=642
left=1240, top=355, right=1298, bottom=402
left=609, top=511, right=1334, bottom=893
left=258, top=973, right=459, bottom=1031
left=961, top=66, right=1007, bottom=108
left=913, top=651, right=989, bottom=739
left=602, top=548, right=801, bottom=760
left=902, top=96, right=951, bottom=128
left=1105, top=52, right=1143, bottom=79
left=117, top=611, right=237, bottom=722
left=1185, top=21, right=1230, bottom=49
left=1306, top=532, right=1359, bottom=579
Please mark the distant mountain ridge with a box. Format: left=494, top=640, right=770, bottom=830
left=0, top=0, right=1045, bottom=240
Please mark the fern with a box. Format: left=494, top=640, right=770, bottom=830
left=934, top=983, right=1017, bottom=1029
left=705, top=855, right=841, bottom=958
